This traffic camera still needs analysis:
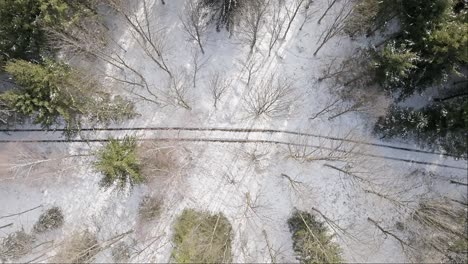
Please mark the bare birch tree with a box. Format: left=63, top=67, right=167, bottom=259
left=244, top=75, right=297, bottom=118
left=49, top=0, right=173, bottom=105
left=267, top=1, right=286, bottom=56
left=209, top=71, right=231, bottom=109
left=282, top=0, right=306, bottom=39
left=190, top=49, right=209, bottom=88
left=161, top=69, right=192, bottom=110
left=238, top=0, right=271, bottom=54
left=317, top=0, right=339, bottom=24
left=314, top=0, right=352, bottom=55
left=180, top=1, right=209, bottom=54
left=238, top=55, right=264, bottom=87
left=299, top=1, right=317, bottom=30
left=104, top=0, right=173, bottom=77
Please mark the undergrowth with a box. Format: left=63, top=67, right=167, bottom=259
left=171, top=209, right=232, bottom=263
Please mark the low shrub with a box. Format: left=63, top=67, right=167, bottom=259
left=33, top=206, right=64, bottom=233
left=172, top=209, right=232, bottom=263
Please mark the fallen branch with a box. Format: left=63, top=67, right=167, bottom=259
left=367, top=217, right=411, bottom=250
left=0, top=205, right=42, bottom=220
left=449, top=180, right=468, bottom=186
left=0, top=223, right=13, bottom=229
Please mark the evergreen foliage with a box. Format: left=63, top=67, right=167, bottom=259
left=202, top=0, right=243, bottom=32
left=373, top=42, right=420, bottom=94
left=374, top=101, right=467, bottom=158
left=374, top=0, right=467, bottom=94
left=0, top=0, right=45, bottom=64
left=288, top=210, right=342, bottom=264
left=348, top=0, right=467, bottom=158
left=0, top=60, right=136, bottom=135
left=172, top=209, right=233, bottom=263
left=0, top=0, right=98, bottom=65
left=94, top=137, right=144, bottom=189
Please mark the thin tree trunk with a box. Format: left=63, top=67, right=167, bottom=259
left=318, top=0, right=338, bottom=24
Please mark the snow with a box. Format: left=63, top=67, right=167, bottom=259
left=0, top=0, right=466, bottom=263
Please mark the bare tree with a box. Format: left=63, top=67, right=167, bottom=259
left=238, top=55, right=264, bottom=87
left=286, top=130, right=363, bottom=163
left=0, top=99, right=20, bottom=127
left=209, top=71, right=231, bottom=108
left=238, top=0, right=271, bottom=54
left=49, top=0, right=173, bottom=106
left=267, top=1, right=286, bottom=57
left=308, top=97, right=341, bottom=120
left=314, top=0, right=352, bottom=55
left=161, top=69, right=192, bottom=110
left=244, top=75, right=297, bottom=118
left=104, top=0, right=173, bottom=77
left=190, top=49, right=209, bottom=88
left=317, top=0, right=339, bottom=24
left=180, top=1, right=209, bottom=54
left=262, top=230, right=287, bottom=263
left=282, top=0, right=306, bottom=39
left=299, top=1, right=317, bottom=31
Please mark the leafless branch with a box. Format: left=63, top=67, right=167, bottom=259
left=244, top=75, right=297, bottom=118
left=314, top=0, right=352, bottom=55
left=180, top=1, right=209, bottom=54
left=209, top=71, right=231, bottom=109
left=282, top=0, right=306, bottom=39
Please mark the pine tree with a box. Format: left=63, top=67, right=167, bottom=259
left=94, top=137, right=144, bottom=189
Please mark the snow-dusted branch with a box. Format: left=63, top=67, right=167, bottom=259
left=180, top=1, right=209, bottom=54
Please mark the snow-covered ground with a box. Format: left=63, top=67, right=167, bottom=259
left=0, top=0, right=466, bottom=263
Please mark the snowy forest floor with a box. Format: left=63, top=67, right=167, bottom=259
left=0, top=0, right=466, bottom=263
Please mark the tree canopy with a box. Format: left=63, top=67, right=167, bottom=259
left=0, top=0, right=98, bottom=65
left=1, top=60, right=136, bottom=135
left=347, top=0, right=467, bottom=157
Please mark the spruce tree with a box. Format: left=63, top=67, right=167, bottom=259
left=375, top=101, right=467, bottom=158
left=94, top=137, right=143, bottom=189
left=1, top=60, right=136, bottom=135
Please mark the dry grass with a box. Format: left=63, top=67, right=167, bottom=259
left=138, top=195, right=163, bottom=222
left=137, top=142, right=180, bottom=180
left=0, top=230, right=35, bottom=261
left=53, top=230, right=99, bottom=263
left=111, top=241, right=131, bottom=263
left=407, top=199, right=468, bottom=263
